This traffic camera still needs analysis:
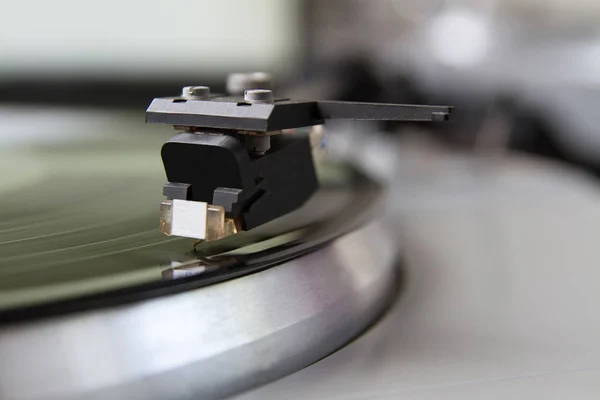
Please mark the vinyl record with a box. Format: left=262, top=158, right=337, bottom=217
left=0, top=107, right=382, bottom=321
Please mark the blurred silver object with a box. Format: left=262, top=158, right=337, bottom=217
left=0, top=222, right=396, bottom=400
left=243, top=88, right=274, bottom=102
left=226, top=72, right=273, bottom=96
left=234, top=135, right=600, bottom=399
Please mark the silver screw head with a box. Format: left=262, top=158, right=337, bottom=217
left=244, top=89, right=274, bottom=103
left=181, top=86, right=210, bottom=99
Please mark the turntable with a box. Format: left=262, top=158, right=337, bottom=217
left=0, top=74, right=450, bottom=399
left=3, top=78, right=600, bottom=399
left=5, top=1, right=600, bottom=397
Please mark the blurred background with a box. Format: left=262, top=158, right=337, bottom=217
left=2, top=0, right=600, bottom=170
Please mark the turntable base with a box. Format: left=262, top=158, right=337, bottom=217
left=0, top=106, right=398, bottom=400
left=0, top=221, right=396, bottom=400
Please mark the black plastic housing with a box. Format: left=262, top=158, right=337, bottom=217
left=161, top=132, right=318, bottom=230
left=146, top=97, right=452, bottom=132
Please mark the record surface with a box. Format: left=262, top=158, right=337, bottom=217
left=0, top=106, right=380, bottom=316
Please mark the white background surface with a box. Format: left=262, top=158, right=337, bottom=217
left=0, top=0, right=299, bottom=77
left=236, top=141, right=600, bottom=399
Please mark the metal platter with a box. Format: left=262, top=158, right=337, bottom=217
left=0, top=107, right=398, bottom=399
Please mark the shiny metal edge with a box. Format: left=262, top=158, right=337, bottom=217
left=0, top=221, right=397, bottom=400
